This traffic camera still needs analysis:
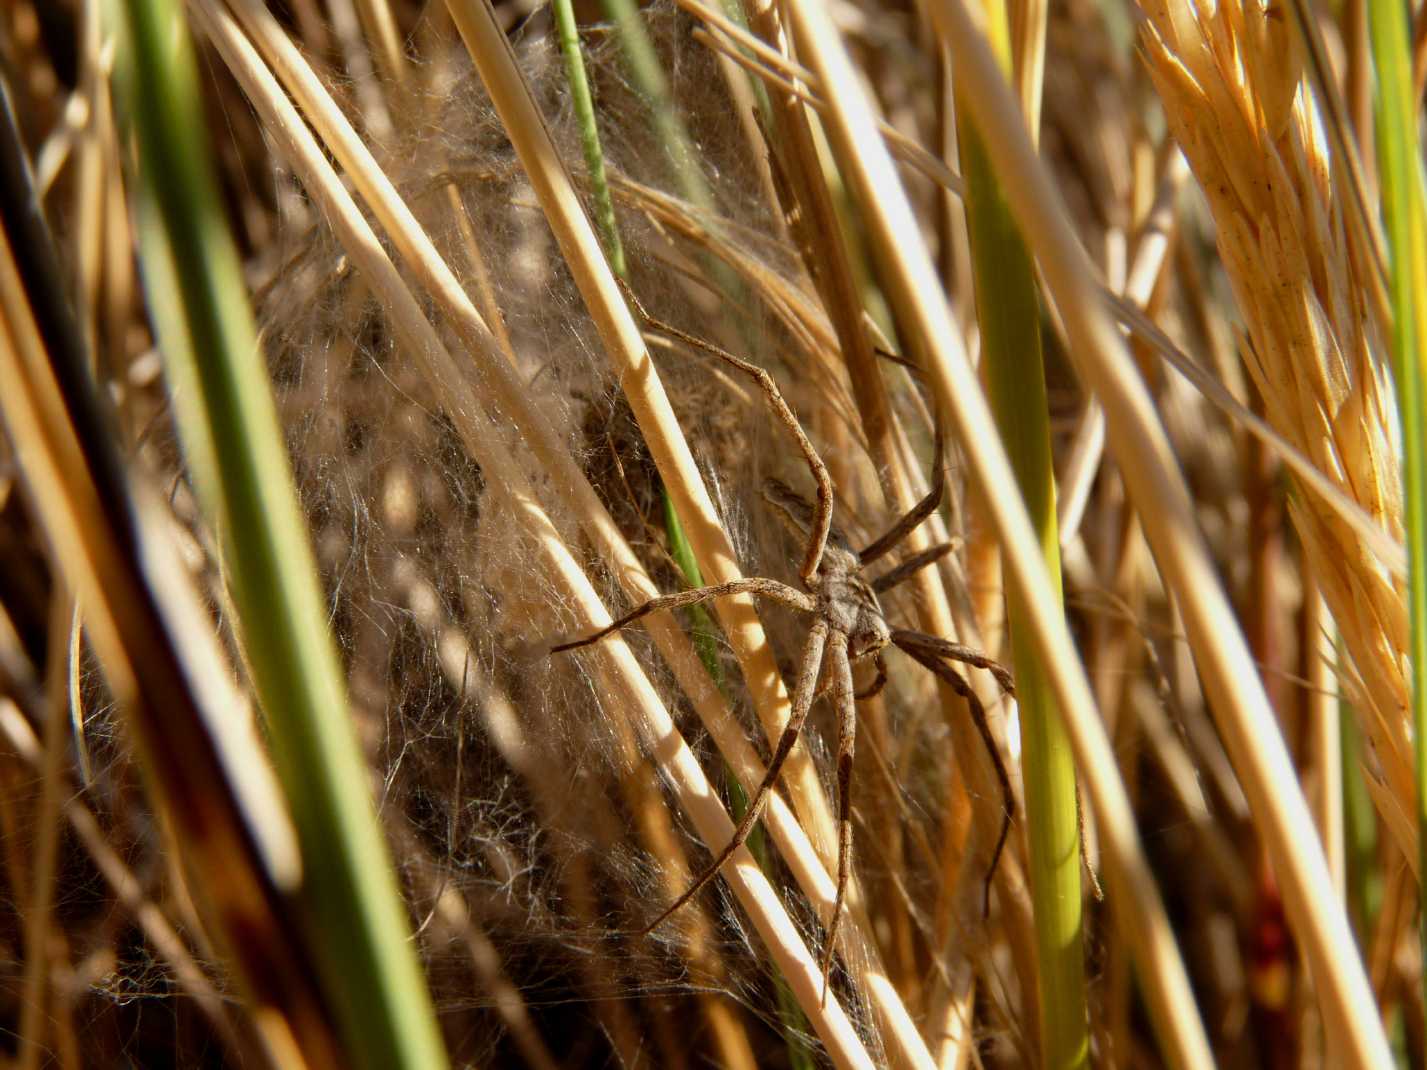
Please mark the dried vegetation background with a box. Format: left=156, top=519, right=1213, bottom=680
left=0, top=0, right=1418, bottom=1066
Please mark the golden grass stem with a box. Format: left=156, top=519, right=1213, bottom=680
left=1305, top=580, right=1344, bottom=897
left=352, top=0, right=406, bottom=87
left=17, top=594, right=72, bottom=1070
left=325, top=0, right=394, bottom=137
left=1056, top=151, right=1182, bottom=546
left=1008, top=0, right=1046, bottom=138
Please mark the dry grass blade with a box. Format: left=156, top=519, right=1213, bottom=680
left=0, top=172, right=334, bottom=1067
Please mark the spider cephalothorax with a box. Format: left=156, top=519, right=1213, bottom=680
left=765, top=478, right=892, bottom=658
left=553, top=291, right=1014, bottom=999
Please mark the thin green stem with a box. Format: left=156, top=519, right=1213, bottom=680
left=1339, top=708, right=1381, bottom=949
left=663, top=490, right=723, bottom=680
left=552, top=0, right=626, bottom=277
left=114, top=4, right=447, bottom=1067
left=954, top=4, right=1087, bottom=1067
left=599, top=0, right=752, bottom=330
left=1366, top=0, right=1427, bottom=983
left=600, top=0, right=714, bottom=216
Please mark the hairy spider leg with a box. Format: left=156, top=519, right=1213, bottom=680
left=639, top=617, right=831, bottom=939
left=858, top=418, right=946, bottom=565
left=871, top=541, right=958, bottom=595
left=549, top=578, right=813, bottom=653
left=891, top=628, right=1015, bottom=695
left=894, top=638, right=1014, bottom=918
left=617, top=279, right=835, bottom=584
left=853, top=651, right=888, bottom=701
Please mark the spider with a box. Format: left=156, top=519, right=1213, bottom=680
left=553, top=290, right=1015, bottom=997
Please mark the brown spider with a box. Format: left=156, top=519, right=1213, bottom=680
left=553, top=293, right=1014, bottom=997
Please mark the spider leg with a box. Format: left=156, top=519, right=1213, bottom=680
left=809, top=647, right=886, bottom=706
left=641, top=617, right=831, bottom=937
left=854, top=651, right=888, bottom=700
left=872, top=541, right=958, bottom=595
left=889, top=629, right=1015, bottom=695
left=821, top=636, right=857, bottom=1006
left=858, top=418, right=946, bottom=564
left=895, top=638, right=1013, bottom=917
left=550, top=578, right=814, bottom=653
left=618, top=280, right=834, bottom=583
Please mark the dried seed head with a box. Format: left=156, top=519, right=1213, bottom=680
left=1245, top=0, right=1304, bottom=138
left=1141, top=0, right=1411, bottom=864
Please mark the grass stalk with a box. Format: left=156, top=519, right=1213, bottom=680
left=552, top=0, right=626, bottom=277
left=600, top=0, right=714, bottom=216
left=953, top=1, right=1087, bottom=1063
left=17, top=596, right=73, bottom=1070
left=1364, top=0, right=1427, bottom=976
left=112, top=3, right=448, bottom=1066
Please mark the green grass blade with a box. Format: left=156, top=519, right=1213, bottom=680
left=1340, top=707, right=1382, bottom=948
left=1365, top=0, right=1427, bottom=981
left=600, top=0, right=715, bottom=216
left=113, top=4, right=448, bottom=1067
left=553, top=0, right=626, bottom=277
left=954, top=5, right=1088, bottom=1067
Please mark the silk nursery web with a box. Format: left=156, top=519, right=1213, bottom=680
left=215, top=3, right=1022, bottom=1065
